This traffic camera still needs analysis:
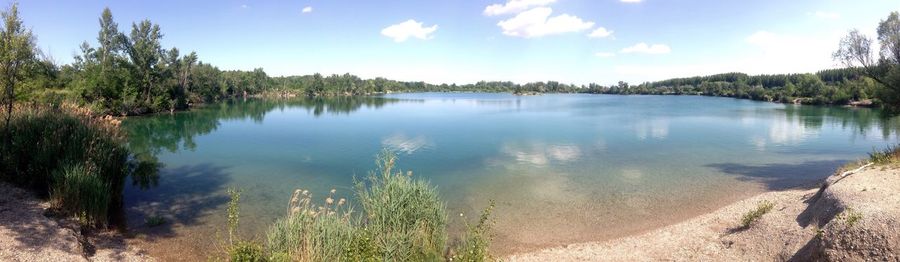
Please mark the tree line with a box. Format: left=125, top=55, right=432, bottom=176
left=584, top=69, right=880, bottom=106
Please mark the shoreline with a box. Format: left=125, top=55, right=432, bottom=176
left=505, top=164, right=900, bottom=261
left=3, top=163, right=897, bottom=261
left=0, top=183, right=154, bottom=262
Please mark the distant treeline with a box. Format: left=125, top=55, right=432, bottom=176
left=583, top=69, right=879, bottom=106
left=15, top=7, right=899, bottom=116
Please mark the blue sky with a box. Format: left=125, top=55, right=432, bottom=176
left=8, top=0, right=900, bottom=85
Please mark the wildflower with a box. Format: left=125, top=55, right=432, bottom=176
left=337, top=198, right=346, bottom=206
left=330, top=188, right=336, bottom=194
left=326, top=197, right=334, bottom=205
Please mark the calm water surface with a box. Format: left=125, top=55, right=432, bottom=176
left=121, top=93, right=900, bottom=259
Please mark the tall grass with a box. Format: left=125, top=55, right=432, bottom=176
left=233, top=150, right=493, bottom=262
left=0, top=104, right=157, bottom=227
left=50, top=164, right=111, bottom=225
left=264, top=188, right=356, bottom=261
left=868, top=144, right=900, bottom=165
left=355, top=150, right=448, bottom=261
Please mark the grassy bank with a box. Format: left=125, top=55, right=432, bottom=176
left=0, top=104, right=157, bottom=227
left=222, top=150, right=495, bottom=262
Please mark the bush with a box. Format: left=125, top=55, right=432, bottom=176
left=740, top=200, right=775, bottom=228
left=451, top=201, right=496, bottom=262
left=0, top=104, right=157, bottom=227
left=254, top=150, right=490, bottom=262
left=229, top=241, right=268, bottom=262
left=355, top=150, right=448, bottom=260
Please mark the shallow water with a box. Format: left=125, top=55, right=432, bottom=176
left=121, top=93, right=900, bottom=259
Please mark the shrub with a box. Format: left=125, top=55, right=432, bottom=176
left=0, top=104, right=158, bottom=227
left=229, top=241, right=267, bottom=262
left=355, top=150, right=448, bottom=261
left=451, top=201, right=496, bottom=262
left=740, top=200, right=774, bottom=228
left=257, top=150, right=489, bottom=262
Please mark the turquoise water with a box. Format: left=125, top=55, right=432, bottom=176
left=121, top=93, right=900, bottom=257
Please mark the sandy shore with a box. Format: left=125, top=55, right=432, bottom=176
left=506, top=165, right=900, bottom=261
left=0, top=183, right=154, bottom=262
left=4, top=164, right=897, bottom=261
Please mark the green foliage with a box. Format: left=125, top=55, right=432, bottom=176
left=264, top=190, right=356, bottom=261
left=258, top=151, right=490, bottom=262
left=0, top=105, right=157, bottom=227
left=355, top=150, right=448, bottom=261
left=451, top=201, right=496, bottom=262
left=1, top=2, right=38, bottom=152
left=839, top=208, right=863, bottom=227
left=229, top=241, right=268, bottom=262
left=868, top=144, right=900, bottom=165
left=740, top=200, right=774, bottom=229
left=588, top=71, right=881, bottom=107
left=50, top=163, right=110, bottom=226
left=835, top=12, right=900, bottom=114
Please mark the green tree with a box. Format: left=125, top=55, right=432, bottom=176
left=835, top=11, right=900, bottom=113
left=0, top=3, right=36, bottom=149
left=125, top=20, right=164, bottom=111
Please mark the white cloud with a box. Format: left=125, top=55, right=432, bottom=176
left=497, top=7, right=595, bottom=38
left=381, top=20, right=438, bottom=42
left=620, top=42, right=671, bottom=54
left=813, top=11, right=840, bottom=19
left=620, top=0, right=642, bottom=3
left=611, top=30, right=845, bottom=83
left=484, top=0, right=556, bottom=16
left=594, top=52, right=615, bottom=58
left=588, top=27, right=613, bottom=38
left=302, top=6, right=313, bottom=13
left=742, top=30, right=844, bottom=73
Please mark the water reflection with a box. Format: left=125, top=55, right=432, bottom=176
left=742, top=104, right=900, bottom=151
left=498, top=142, right=583, bottom=167
left=633, top=118, right=669, bottom=140
left=776, top=105, right=900, bottom=139
left=382, top=133, right=431, bottom=154
left=123, top=96, right=405, bottom=155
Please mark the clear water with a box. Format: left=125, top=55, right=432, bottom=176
left=121, top=93, right=900, bottom=258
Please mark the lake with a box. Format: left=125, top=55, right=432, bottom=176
left=121, top=93, right=900, bottom=260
